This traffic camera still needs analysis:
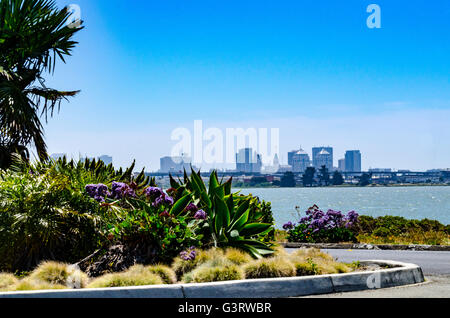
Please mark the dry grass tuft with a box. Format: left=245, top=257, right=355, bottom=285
left=8, top=278, right=67, bottom=291
left=182, top=263, right=244, bottom=283
left=0, top=273, right=18, bottom=290
left=87, top=267, right=163, bottom=288
left=243, top=257, right=295, bottom=279
left=28, top=261, right=89, bottom=288
left=172, top=248, right=226, bottom=280
left=224, top=248, right=253, bottom=265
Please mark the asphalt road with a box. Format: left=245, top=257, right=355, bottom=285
left=321, top=249, right=450, bottom=275
left=286, top=248, right=450, bottom=297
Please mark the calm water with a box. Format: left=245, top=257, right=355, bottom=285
left=234, top=186, right=450, bottom=228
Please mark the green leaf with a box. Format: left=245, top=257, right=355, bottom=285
left=240, top=223, right=273, bottom=237
left=230, top=209, right=249, bottom=232
left=223, top=177, right=233, bottom=195
left=209, top=171, right=220, bottom=195
left=169, top=174, right=180, bottom=189
left=231, top=199, right=250, bottom=224
left=214, top=196, right=230, bottom=235
left=226, top=194, right=235, bottom=218
left=170, top=194, right=192, bottom=216
left=191, top=168, right=206, bottom=192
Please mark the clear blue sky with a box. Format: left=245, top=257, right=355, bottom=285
left=45, top=0, right=450, bottom=171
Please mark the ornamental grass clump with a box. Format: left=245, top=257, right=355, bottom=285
left=243, top=257, right=296, bottom=279
left=137, top=265, right=177, bottom=284
left=289, top=249, right=350, bottom=275
left=28, top=261, right=89, bottom=288
left=87, top=268, right=163, bottom=288
left=8, top=279, right=68, bottom=292
left=0, top=273, right=18, bottom=290
left=224, top=248, right=253, bottom=265
left=172, top=248, right=225, bottom=280
left=182, top=263, right=244, bottom=283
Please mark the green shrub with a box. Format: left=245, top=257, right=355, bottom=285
left=0, top=161, right=110, bottom=272
left=243, top=257, right=295, bottom=279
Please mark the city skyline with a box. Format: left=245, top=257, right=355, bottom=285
left=43, top=1, right=450, bottom=172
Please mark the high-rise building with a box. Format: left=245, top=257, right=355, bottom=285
left=160, top=155, right=192, bottom=173
left=338, top=159, right=346, bottom=171
left=312, top=147, right=333, bottom=170
left=315, top=149, right=333, bottom=171
left=292, top=148, right=310, bottom=173
left=345, top=150, right=362, bottom=172
left=288, top=150, right=298, bottom=167
left=97, top=155, right=113, bottom=165
left=236, top=148, right=262, bottom=173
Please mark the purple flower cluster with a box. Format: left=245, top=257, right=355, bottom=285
left=144, top=186, right=164, bottom=198
left=85, top=182, right=137, bottom=202
left=144, top=186, right=174, bottom=208
left=85, top=184, right=109, bottom=202
left=283, top=221, right=295, bottom=230
left=185, top=203, right=199, bottom=212
left=111, top=182, right=136, bottom=199
left=180, top=247, right=197, bottom=261
left=296, top=206, right=359, bottom=234
left=194, top=209, right=207, bottom=220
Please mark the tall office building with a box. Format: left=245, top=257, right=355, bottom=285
left=338, top=159, right=346, bottom=171
left=288, top=150, right=298, bottom=167
left=98, top=155, right=113, bottom=165
left=292, top=148, right=310, bottom=173
left=345, top=150, right=362, bottom=172
left=312, top=147, right=333, bottom=170
left=315, top=149, right=333, bottom=171
left=236, top=148, right=262, bottom=173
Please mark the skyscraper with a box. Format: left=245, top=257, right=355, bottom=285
left=312, top=147, right=333, bottom=170
left=287, top=150, right=298, bottom=167
left=345, top=150, right=362, bottom=172
left=338, top=159, right=346, bottom=171
left=292, top=148, right=310, bottom=173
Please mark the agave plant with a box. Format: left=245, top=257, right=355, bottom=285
left=170, top=169, right=274, bottom=258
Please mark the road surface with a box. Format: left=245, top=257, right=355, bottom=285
left=286, top=248, right=450, bottom=297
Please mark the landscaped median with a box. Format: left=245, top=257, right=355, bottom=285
left=0, top=260, right=424, bottom=298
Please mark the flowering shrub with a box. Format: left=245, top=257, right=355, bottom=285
left=285, top=205, right=359, bottom=243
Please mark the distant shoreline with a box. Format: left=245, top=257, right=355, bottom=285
left=232, top=183, right=450, bottom=189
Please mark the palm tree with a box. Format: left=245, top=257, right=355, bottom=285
left=0, top=0, right=83, bottom=168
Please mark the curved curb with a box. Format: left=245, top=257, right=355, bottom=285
left=0, top=260, right=424, bottom=298
left=281, top=242, right=450, bottom=251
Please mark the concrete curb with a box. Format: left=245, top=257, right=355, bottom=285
left=0, top=260, right=424, bottom=298
left=281, top=242, right=450, bottom=251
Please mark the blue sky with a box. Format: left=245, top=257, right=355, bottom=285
left=45, top=0, right=450, bottom=171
